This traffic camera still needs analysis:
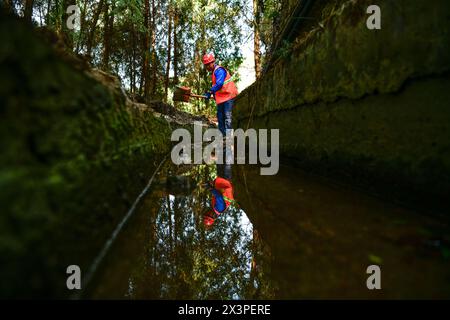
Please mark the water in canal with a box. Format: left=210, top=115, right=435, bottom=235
left=86, top=159, right=450, bottom=299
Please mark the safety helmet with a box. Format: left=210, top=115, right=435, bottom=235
left=203, top=210, right=216, bottom=227
left=202, top=53, right=215, bottom=65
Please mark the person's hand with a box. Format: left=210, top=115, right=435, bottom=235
left=201, top=181, right=213, bottom=190
left=204, top=91, right=212, bottom=101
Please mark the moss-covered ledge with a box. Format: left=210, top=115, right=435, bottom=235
left=0, top=12, right=171, bottom=297
left=237, top=0, right=450, bottom=118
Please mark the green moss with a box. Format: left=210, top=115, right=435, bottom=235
left=237, top=0, right=450, bottom=119
left=237, top=74, right=450, bottom=213
left=0, top=12, right=172, bottom=297
left=235, top=0, right=450, bottom=213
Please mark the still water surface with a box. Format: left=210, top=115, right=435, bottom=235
left=87, top=161, right=450, bottom=299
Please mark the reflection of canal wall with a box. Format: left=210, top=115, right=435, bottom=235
left=233, top=165, right=450, bottom=298
left=0, top=13, right=172, bottom=298
left=234, top=0, right=450, bottom=211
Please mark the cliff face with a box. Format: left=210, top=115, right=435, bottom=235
left=0, top=12, right=172, bottom=297
left=235, top=0, right=450, bottom=211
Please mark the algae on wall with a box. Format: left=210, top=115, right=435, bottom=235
left=237, top=0, right=450, bottom=118
left=0, top=12, right=171, bottom=297
left=234, top=0, right=450, bottom=212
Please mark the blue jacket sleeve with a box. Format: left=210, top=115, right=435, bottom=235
left=211, top=189, right=226, bottom=213
left=210, top=67, right=227, bottom=93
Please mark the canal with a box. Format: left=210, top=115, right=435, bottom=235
left=85, top=159, right=450, bottom=299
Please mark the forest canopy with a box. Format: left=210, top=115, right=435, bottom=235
left=2, top=0, right=282, bottom=114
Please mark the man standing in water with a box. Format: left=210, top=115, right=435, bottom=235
left=202, top=53, right=239, bottom=137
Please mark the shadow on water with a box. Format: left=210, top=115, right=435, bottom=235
left=86, top=159, right=450, bottom=299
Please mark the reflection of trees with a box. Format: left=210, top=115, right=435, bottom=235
left=123, top=164, right=274, bottom=299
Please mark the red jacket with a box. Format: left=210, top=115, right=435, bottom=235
left=211, top=65, right=238, bottom=104
left=211, top=177, right=234, bottom=215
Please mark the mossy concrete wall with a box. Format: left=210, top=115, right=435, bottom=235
left=0, top=12, right=172, bottom=297
left=235, top=0, right=450, bottom=211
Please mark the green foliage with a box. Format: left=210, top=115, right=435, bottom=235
left=9, top=0, right=294, bottom=115
left=18, top=0, right=248, bottom=116
left=258, top=0, right=282, bottom=51
left=276, top=39, right=293, bottom=59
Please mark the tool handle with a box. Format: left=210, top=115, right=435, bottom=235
left=190, top=93, right=208, bottom=99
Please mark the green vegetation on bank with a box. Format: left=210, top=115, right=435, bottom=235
left=0, top=11, right=171, bottom=297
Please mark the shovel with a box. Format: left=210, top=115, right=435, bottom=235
left=173, top=86, right=208, bottom=102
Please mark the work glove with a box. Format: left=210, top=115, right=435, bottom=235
left=201, top=181, right=214, bottom=190
left=204, top=91, right=212, bottom=101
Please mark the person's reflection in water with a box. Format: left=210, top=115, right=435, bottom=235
left=203, top=142, right=235, bottom=228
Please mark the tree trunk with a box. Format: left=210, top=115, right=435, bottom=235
left=24, top=0, right=34, bottom=22
left=44, top=0, right=52, bottom=26
left=131, top=23, right=137, bottom=94
left=52, top=0, right=61, bottom=31
left=102, top=0, right=114, bottom=71
left=86, top=0, right=105, bottom=59
left=62, top=0, right=77, bottom=50
left=142, top=0, right=151, bottom=101
left=164, top=9, right=172, bottom=102
left=253, top=0, right=262, bottom=78
left=150, top=0, right=157, bottom=97
left=75, top=0, right=88, bottom=54
left=173, top=10, right=179, bottom=87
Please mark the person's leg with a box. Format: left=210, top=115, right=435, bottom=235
left=217, top=103, right=225, bottom=136
left=224, top=99, right=233, bottom=136
left=225, top=100, right=233, bottom=131
left=222, top=99, right=234, bottom=164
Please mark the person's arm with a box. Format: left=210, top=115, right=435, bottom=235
left=210, top=67, right=227, bottom=93
left=211, top=188, right=226, bottom=213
